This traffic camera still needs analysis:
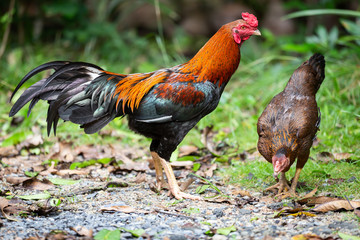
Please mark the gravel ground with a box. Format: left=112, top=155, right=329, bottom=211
left=1, top=171, right=359, bottom=240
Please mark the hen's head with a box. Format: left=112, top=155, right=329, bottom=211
left=232, top=12, right=261, bottom=45
left=272, top=148, right=290, bottom=177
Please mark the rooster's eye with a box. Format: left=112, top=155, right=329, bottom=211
left=241, top=26, right=246, bottom=30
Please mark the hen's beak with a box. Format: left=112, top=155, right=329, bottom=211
left=253, top=29, right=261, bottom=36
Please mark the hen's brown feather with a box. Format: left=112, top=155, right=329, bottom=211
left=257, top=53, right=325, bottom=194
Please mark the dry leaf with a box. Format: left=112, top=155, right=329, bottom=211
left=231, top=189, right=252, bottom=198
left=100, top=205, right=136, bottom=213
left=301, top=187, right=318, bottom=199
left=0, top=197, right=28, bottom=221
left=291, top=233, right=336, bottom=240
left=312, top=200, right=360, bottom=213
left=70, top=226, right=93, bottom=237
left=287, top=212, right=316, bottom=217
left=298, top=196, right=340, bottom=206
left=180, top=178, right=196, bottom=191
left=170, top=161, right=194, bottom=168
left=133, top=173, right=147, bottom=184
left=56, top=169, right=90, bottom=176
left=39, top=161, right=57, bottom=176
left=0, top=146, right=18, bottom=157
left=5, top=176, right=31, bottom=185
left=48, top=142, right=74, bottom=163
left=201, top=126, right=219, bottom=155
left=116, top=152, right=149, bottom=172
left=317, top=152, right=334, bottom=163
left=22, top=178, right=54, bottom=190
left=179, top=145, right=198, bottom=157
left=204, top=163, right=217, bottom=178
left=333, top=152, right=352, bottom=161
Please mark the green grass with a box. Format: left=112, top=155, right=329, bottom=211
left=220, top=157, right=360, bottom=198
left=1, top=25, right=359, bottom=199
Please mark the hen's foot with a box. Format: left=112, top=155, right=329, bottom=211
left=265, top=172, right=297, bottom=198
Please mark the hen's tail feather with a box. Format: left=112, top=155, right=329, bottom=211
left=307, top=53, right=325, bottom=91
left=9, top=61, right=124, bottom=135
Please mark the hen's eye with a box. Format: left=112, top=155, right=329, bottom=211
left=241, top=26, right=246, bottom=29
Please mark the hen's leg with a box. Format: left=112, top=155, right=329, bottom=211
left=158, top=155, right=202, bottom=200
left=151, top=151, right=165, bottom=191
left=265, top=172, right=292, bottom=195
left=290, top=168, right=302, bottom=193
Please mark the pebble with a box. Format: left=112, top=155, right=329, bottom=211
left=0, top=178, right=359, bottom=240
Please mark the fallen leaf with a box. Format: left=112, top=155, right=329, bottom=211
left=201, top=126, right=220, bottom=155
left=333, top=152, right=352, bottom=161
left=39, top=161, right=57, bottom=176
left=56, top=169, right=90, bottom=176
left=216, top=225, right=236, bottom=235
left=105, top=181, right=129, bottom=188
left=274, top=207, right=307, bottom=218
left=116, top=152, right=149, bottom=172
left=18, top=192, right=51, bottom=200
left=133, top=173, right=147, bottom=184
left=70, top=226, right=93, bottom=238
left=291, top=233, right=332, bottom=240
left=47, top=142, right=74, bottom=163
left=0, top=146, right=18, bottom=157
left=298, top=196, right=341, bottom=206
left=44, top=230, right=75, bottom=240
left=179, top=145, right=198, bottom=157
left=94, top=229, right=121, bottom=240
left=301, top=187, right=318, bottom=199
left=195, top=185, right=210, bottom=194
left=338, top=232, right=360, bottom=240
left=312, top=200, right=360, bottom=213
left=0, top=197, right=28, bottom=221
left=170, top=161, right=194, bottom=168
left=100, top=205, right=136, bottom=213
left=287, top=212, right=316, bottom=217
left=231, top=189, right=252, bottom=198
left=23, top=178, right=54, bottom=190
left=5, top=176, right=31, bottom=185
left=317, top=152, right=334, bottom=163
left=47, top=178, right=81, bottom=186
left=204, top=163, right=217, bottom=178
left=121, top=228, right=145, bottom=237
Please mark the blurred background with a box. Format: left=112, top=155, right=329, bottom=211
left=0, top=0, right=359, bottom=161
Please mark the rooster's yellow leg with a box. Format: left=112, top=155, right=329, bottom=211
left=151, top=152, right=165, bottom=191
left=158, top=155, right=202, bottom=200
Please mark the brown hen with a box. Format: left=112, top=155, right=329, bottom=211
left=257, top=53, right=325, bottom=197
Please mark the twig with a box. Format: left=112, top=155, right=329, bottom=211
left=180, top=178, right=195, bottom=192
left=154, top=209, right=195, bottom=220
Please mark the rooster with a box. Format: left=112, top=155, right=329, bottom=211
left=9, top=13, right=261, bottom=200
left=257, top=53, right=325, bottom=197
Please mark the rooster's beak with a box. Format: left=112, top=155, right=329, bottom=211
left=253, top=29, right=261, bottom=36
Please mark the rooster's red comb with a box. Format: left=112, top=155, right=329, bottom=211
left=242, top=12, right=258, bottom=28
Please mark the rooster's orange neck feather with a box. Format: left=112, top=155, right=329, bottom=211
left=180, top=23, right=241, bottom=87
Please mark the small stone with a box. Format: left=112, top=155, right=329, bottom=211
left=169, top=234, right=188, bottom=240
left=212, top=234, right=228, bottom=240
left=238, top=209, right=252, bottom=215
left=267, top=202, right=284, bottom=210
left=212, top=208, right=225, bottom=218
